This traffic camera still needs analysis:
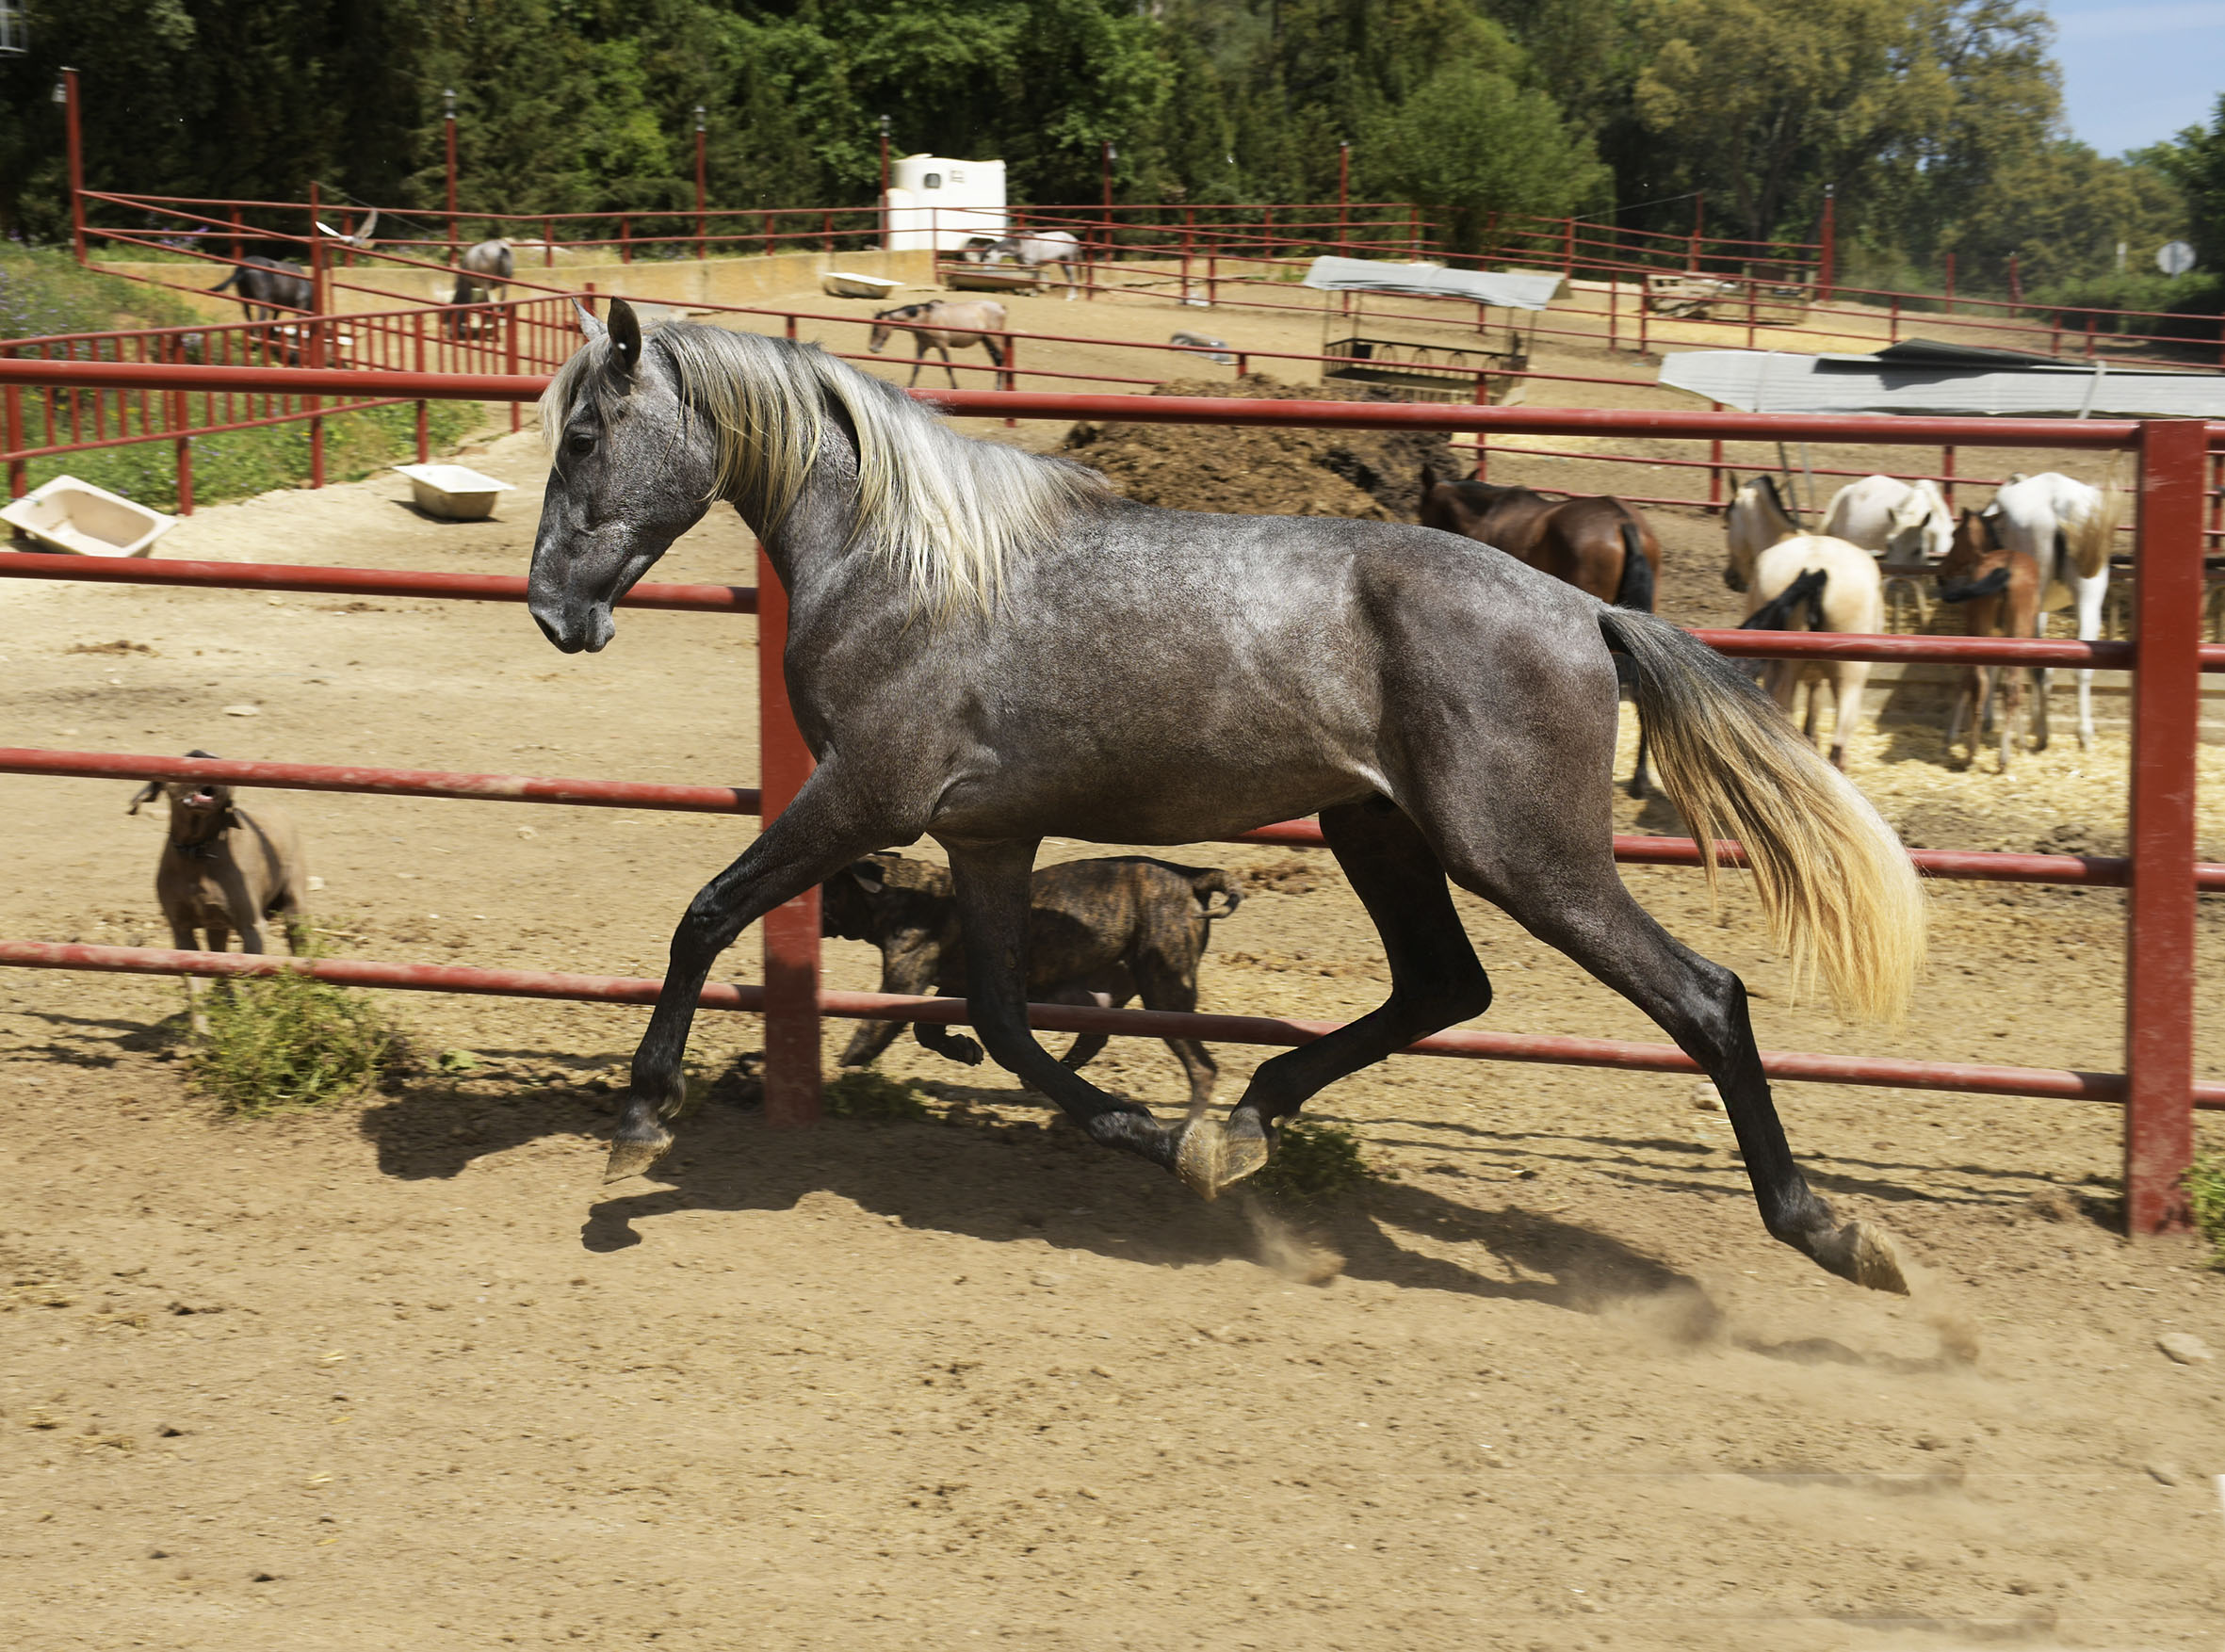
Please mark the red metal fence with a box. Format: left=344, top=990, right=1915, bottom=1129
left=0, top=357, right=2216, bottom=1234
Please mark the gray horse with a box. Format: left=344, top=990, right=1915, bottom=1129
left=455, top=237, right=515, bottom=303
left=527, top=299, right=1926, bottom=1294
left=208, top=255, right=312, bottom=321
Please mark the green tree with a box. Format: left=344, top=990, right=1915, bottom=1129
left=1368, top=64, right=1608, bottom=243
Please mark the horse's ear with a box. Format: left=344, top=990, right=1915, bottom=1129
left=847, top=859, right=889, bottom=898
left=127, top=781, right=161, bottom=815
left=607, top=298, right=642, bottom=378
left=571, top=298, right=607, bottom=343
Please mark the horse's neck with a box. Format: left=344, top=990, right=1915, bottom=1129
left=748, top=424, right=869, bottom=602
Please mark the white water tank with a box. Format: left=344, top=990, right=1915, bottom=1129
left=883, top=154, right=1007, bottom=252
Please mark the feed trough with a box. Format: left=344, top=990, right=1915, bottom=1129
left=822, top=272, right=905, bottom=300
left=941, top=262, right=1039, bottom=294
left=393, top=463, right=516, bottom=522
left=0, top=476, right=176, bottom=557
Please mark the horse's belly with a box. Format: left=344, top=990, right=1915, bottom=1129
left=926, top=748, right=1371, bottom=847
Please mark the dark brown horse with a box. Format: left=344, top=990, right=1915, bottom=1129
left=1419, top=472, right=1664, bottom=796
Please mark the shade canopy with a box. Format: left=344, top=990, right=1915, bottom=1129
left=1659, top=338, right=2225, bottom=418
left=1301, top=257, right=1563, bottom=312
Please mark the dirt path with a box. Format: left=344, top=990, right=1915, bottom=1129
left=1, top=348, right=2222, bottom=1650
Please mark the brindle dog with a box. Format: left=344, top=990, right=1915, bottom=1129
left=821, top=852, right=1240, bottom=1109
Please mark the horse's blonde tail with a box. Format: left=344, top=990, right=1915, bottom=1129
left=2069, top=461, right=2126, bottom=580
left=1600, top=609, right=1925, bottom=1022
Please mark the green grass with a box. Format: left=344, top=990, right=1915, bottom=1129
left=0, top=244, right=200, bottom=340
left=20, top=399, right=482, bottom=514
left=5, top=241, right=485, bottom=510
left=190, top=941, right=400, bottom=1117
left=2189, top=1155, right=2225, bottom=1271
left=823, top=1070, right=934, bottom=1121
left=1253, top=1118, right=1375, bottom=1203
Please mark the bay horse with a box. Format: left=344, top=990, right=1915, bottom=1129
left=868, top=300, right=1009, bottom=387
left=1417, top=472, right=1662, bottom=798
left=1938, top=509, right=2042, bottom=771
left=527, top=300, right=1925, bottom=1293
left=1982, top=470, right=2123, bottom=750
left=1723, top=476, right=1885, bottom=770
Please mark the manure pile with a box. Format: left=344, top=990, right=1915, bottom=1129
left=1060, top=375, right=1457, bottom=520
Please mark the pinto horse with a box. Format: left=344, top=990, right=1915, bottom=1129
left=868, top=300, right=1009, bottom=388
left=1418, top=473, right=1663, bottom=797
left=526, top=300, right=1925, bottom=1293
left=1723, top=475, right=1885, bottom=770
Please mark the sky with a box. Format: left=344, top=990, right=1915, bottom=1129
left=2050, top=2, right=2225, bottom=154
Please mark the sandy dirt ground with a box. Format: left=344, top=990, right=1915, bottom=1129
left=4, top=288, right=2225, bottom=1650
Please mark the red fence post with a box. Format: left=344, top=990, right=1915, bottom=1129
left=3, top=375, right=24, bottom=501
left=755, top=543, right=822, bottom=1127
left=2124, top=417, right=2205, bottom=1233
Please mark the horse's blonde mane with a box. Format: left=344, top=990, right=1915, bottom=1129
left=542, top=322, right=1109, bottom=621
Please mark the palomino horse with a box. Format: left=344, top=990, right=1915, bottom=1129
left=985, top=230, right=1082, bottom=299
left=1821, top=475, right=1953, bottom=565
left=528, top=300, right=1925, bottom=1293
left=1417, top=472, right=1664, bottom=797
left=868, top=300, right=1009, bottom=387
left=1982, top=470, right=2124, bottom=750
left=1724, top=475, right=1885, bottom=770
left=1937, top=510, right=2042, bottom=772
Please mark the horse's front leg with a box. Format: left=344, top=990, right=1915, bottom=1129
left=611, top=767, right=894, bottom=1180
left=942, top=839, right=1179, bottom=1174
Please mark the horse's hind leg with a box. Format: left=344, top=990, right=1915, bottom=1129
left=1442, top=837, right=1904, bottom=1292
left=1212, top=799, right=1488, bottom=1190
left=943, top=839, right=1179, bottom=1172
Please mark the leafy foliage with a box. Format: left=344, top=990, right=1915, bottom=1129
left=1253, top=1118, right=1375, bottom=1203
left=2189, top=1154, right=2225, bottom=1271
left=191, top=947, right=400, bottom=1117
left=0, top=1, right=2208, bottom=298
left=824, top=1069, right=934, bottom=1122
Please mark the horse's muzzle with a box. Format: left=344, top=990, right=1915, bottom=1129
left=528, top=598, right=615, bottom=654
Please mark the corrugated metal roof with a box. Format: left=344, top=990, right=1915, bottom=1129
left=1659, top=339, right=2225, bottom=417
left=1301, top=257, right=1563, bottom=312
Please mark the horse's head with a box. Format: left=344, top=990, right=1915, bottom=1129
left=1888, top=480, right=1951, bottom=566
left=1941, top=508, right=1994, bottom=577
left=867, top=307, right=911, bottom=353
left=528, top=299, right=720, bottom=655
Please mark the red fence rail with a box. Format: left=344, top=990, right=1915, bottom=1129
left=0, top=359, right=2214, bottom=1233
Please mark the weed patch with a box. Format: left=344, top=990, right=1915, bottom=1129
left=824, top=1070, right=933, bottom=1122
left=191, top=949, right=399, bottom=1116
left=1254, top=1119, right=1375, bottom=1203
left=2189, top=1155, right=2225, bottom=1271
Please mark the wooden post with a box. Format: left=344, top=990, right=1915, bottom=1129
left=1941, top=445, right=1956, bottom=508
left=2123, top=419, right=2205, bottom=1232
left=755, top=542, right=822, bottom=1128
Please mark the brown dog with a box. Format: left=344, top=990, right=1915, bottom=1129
left=129, top=752, right=311, bottom=1028
left=820, top=853, right=1240, bottom=1109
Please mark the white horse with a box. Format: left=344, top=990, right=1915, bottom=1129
left=1725, top=475, right=1885, bottom=769
left=986, top=230, right=1082, bottom=300
left=868, top=299, right=1009, bottom=387
left=1981, top=470, right=2124, bottom=751
left=1822, top=475, right=1952, bottom=565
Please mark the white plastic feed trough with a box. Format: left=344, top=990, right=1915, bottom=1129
left=393, top=463, right=516, bottom=522
left=822, top=271, right=904, bottom=300
left=1, top=476, right=176, bottom=557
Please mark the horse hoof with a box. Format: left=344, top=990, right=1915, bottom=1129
left=1174, top=1118, right=1270, bottom=1201
left=1817, top=1219, right=1908, bottom=1295
left=603, top=1128, right=674, bottom=1183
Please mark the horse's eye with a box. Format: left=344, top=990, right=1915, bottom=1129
left=566, top=432, right=593, bottom=458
